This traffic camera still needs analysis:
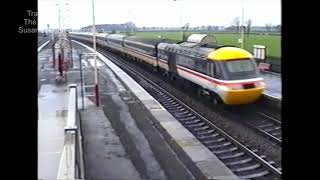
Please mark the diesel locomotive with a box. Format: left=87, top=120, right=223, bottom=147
left=69, top=32, right=265, bottom=105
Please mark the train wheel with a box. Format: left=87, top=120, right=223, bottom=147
left=211, top=93, right=223, bottom=107
left=170, top=73, right=176, bottom=81
left=197, top=87, right=203, bottom=97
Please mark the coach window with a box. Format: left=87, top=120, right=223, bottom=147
left=214, top=62, right=224, bottom=79
left=195, top=59, right=207, bottom=74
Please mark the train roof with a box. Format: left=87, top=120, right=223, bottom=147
left=159, top=42, right=247, bottom=61
left=124, top=36, right=177, bottom=46
left=107, top=34, right=127, bottom=40
left=69, top=32, right=92, bottom=36
left=97, top=33, right=109, bottom=37
left=162, top=43, right=211, bottom=58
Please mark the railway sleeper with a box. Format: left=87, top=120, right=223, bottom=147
left=184, top=122, right=206, bottom=128
left=219, top=152, right=245, bottom=160
left=207, top=143, right=234, bottom=151
left=230, top=162, right=261, bottom=172
left=192, top=125, right=210, bottom=131
left=211, top=146, right=238, bottom=154
left=182, top=119, right=201, bottom=125
left=161, top=101, right=179, bottom=107
left=201, top=137, right=226, bottom=144
left=164, top=104, right=182, bottom=110
left=179, top=116, right=197, bottom=121
left=204, top=141, right=232, bottom=147
left=167, top=107, right=186, bottom=112
left=263, top=126, right=281, bottom=132
left=258, top=123, right=274, bottom=128
left=237, top=169, right=270, bottom=179
left=271, top=132, right=281, bottom=137
left=195, top=130, right=218, bottom=137
left=224, top=157, right=253, bottom=166
left=173, top=112, right=193, bottom=118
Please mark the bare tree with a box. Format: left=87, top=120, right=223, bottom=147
left=246, top=19, right=252, bottom=36
left=182, top=23, right=190, bottom=41
left=232, top=17, right=240, bottom=33
left=276, top=24, right=281, bottom=32
left=265, top=23, right=272, bottom=32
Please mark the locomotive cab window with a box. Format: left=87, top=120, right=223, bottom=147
left=220, top=59, right=259, bottom=80
left=225, top=59, right=256, bottom=73
left=214, top=62, right=224, bottom=79
left=207, top=62, right=214, bottom=78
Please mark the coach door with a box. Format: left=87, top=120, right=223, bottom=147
left=168, top=51, right=177, bottom=74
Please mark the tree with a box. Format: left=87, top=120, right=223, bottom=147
left=111, top=29, right=116, bottom=34
left=265, top=23, right=272, bottom=32
left=182, top=23, right=190, bottom=41
left=275, top=24, right=281, bottom=32
left=246, top=19, right=252, bottom=36
left=232, top=17, right=240, bottom=33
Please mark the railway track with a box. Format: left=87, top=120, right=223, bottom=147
left=252, top=112, right=282, bottom=144
left=96, top=49, right=282, bottom=179
left=219, top=108, right=282, bottom=146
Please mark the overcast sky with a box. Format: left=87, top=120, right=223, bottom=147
left=38, top=0, right=281, bottom=30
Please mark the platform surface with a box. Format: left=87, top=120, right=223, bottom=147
left=261, top=71, right=282, bottom=98
left=38, top=84, right=69, bottom=180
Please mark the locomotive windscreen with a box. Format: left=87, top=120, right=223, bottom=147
left=218, top=59, right=259, bottom=80
left=225, top=59, right=256, bottom=73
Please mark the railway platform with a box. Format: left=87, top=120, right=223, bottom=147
left=258, top=71, right=282, bottom=110
left=38, top=36, right=239, bottom=179
left=38, top=40, right=140, bottom=179
left=261, top=71, right=282, bottom=99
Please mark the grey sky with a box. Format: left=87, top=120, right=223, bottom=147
left=38, top=0, right=281, bottom=30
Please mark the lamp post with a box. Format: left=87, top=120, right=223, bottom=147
left=173, top=0, right=183, bottom=41
left=79, top=53, right=85, bottom=110
left=91, top=0, right=100, bottom=106
left=56, top=3, right=61, bottom=31
left=241, top=0, right=245, bottom=49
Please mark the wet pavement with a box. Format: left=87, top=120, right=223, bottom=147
left=261, top=71, right=282, bottom=98
left=73, top=41, right=168, bottom=180
left=38, top=38, right=167, bottom=179
left=80, top=98, right=141, bottom=179
left=38, top=84, right=69, bottom=179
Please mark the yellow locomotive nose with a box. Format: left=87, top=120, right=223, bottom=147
left=223, top=87, right=264, bottom=105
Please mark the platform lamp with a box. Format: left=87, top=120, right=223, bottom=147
left=91, top=0, right=100, bottom=106
left=173, top=0, right=184, bottom=41
left=240, top=0, right=245, bottom=49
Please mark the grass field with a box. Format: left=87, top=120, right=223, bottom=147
left=131, top=31, right=281, bottom=59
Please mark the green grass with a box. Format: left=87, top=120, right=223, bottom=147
left=130, top=31, right=281, bottom=59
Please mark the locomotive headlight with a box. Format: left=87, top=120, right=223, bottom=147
left=217, top=84, right=230, bottom=91
left=218, top=84, right=243, bottom=91
left=228, top=84, right=243, bottom=90
left=255, top=81, right=266, bottom=88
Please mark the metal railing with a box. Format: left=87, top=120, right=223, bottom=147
left=57, top=84, right=85, bottom=180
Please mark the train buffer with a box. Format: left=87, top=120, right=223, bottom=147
left=258, top=62, right=271, bottom=71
